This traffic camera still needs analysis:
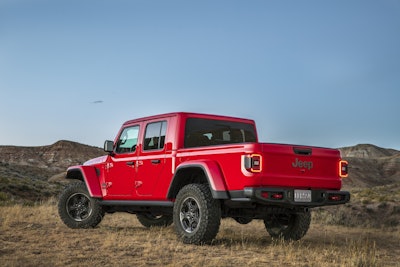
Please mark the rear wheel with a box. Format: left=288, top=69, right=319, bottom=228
left=136, top=213, right=173, bottom=228
left=58, top=181, right=104, bottom=229
left=264, top=211, right=311, bottom=241
left=234, top=217, right=253, bottom=224
left=173, top=184, right=221, bottom=245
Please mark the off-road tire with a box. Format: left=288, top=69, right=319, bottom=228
left=234, top=217, right=253, bottom=224
left=173, top=184, right=221, bottom=245
left=137, top=214, right=173, bottom=228
left=58, top=181, right=104, bottom=229
left=264, top=211, right=311, bottom=241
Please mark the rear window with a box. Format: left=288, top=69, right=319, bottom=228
left=184, top=118, right=256, bottom=148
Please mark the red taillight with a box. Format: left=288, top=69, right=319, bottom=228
left=329, top=194, right=343, bottom=201
left=339, top=160, right=348, bottom=178
left=271, top=193, right=284, bottom=200
left=243, top=154, right=263, bottom=173
left=261, top=191, right=284, bottom=200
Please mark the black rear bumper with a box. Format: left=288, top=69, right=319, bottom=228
left=230, top=187, right=350, bottom=208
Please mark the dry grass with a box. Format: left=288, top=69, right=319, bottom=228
left=1, top=199, right=399, bottom=267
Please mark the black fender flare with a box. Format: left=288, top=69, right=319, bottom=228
left=167, top=160, right=229, bottom=199
left=65, top=165, right=103, bottom=198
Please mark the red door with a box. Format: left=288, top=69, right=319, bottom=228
left=103, top=125, right=139, bottom=199
left=136, top=120, right=170, bottom=198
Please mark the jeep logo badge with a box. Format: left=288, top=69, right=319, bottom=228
left=292, top=158, right=313, bottom=170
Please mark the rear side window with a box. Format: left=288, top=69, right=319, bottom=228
left=143, top=121, right=167, bottom=150
left=184, top=118, right=256, bottom=148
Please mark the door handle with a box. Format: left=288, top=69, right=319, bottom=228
left=126, top=161, right=135, bottom=166
left=151, top=159, right=161, bottom=164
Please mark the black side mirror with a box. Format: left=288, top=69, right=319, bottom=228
left=104, top=140, right=114, bottom=153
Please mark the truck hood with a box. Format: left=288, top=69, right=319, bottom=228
left=83, top=155, right=108, bottom=166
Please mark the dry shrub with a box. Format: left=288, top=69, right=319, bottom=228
left=348, top=239, right=377, bottom=267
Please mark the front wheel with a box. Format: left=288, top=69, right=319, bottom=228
left=58, top=181, right=104, bottom=229
left=264, top=211, right=311, bottom=241
left=173, top=184, right=221, bottom=245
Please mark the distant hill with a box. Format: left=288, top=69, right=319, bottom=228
left=0, top=140, right=105, bottom=172
left=0, top=140, right=105, bottom=202
left=0, top=141, right=399, bottom=227
left=319, top=144, right=400, bottom=228
left=0, top=141, right=399, bottom=202
left=339, top=144, right=400, bottom=189
left=340, top=143, right=399, bottom=158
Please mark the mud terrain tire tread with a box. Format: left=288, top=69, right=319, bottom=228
left=173, top=184, right=221, bottom=245
left=264, top=211, right=311, bottom=241
left=58, top=181, right=104, bottom=229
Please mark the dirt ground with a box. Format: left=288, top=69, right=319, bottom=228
left=1, top=201, right=399, bottom=267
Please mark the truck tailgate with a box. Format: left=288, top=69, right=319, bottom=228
left=260, top=143, right=342, bottom=190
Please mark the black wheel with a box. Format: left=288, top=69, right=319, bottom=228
left=58, top=181, right=104, bottom=229
left=234, top=217, right=253, bottom=224
left=173, top=184, right=221, bottom=245
left=264, top=211, right=311, bottom=241
left=137, top=213, right=173, bottom=228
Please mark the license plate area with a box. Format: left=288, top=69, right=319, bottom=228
left=294, top=190, right=312, bottom=202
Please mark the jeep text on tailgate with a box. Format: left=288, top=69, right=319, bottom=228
left=58, top=112, right=350, bottom=244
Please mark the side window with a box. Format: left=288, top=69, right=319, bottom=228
left=143, top=121, right=167, bottom=151
left=115, top=126, right=139, bottom=154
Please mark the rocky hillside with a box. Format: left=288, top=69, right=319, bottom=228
left=340, top=144, right=400, bottom=189
left=0, top=141, right=399, bottom=228
left=320, top=144, right=400, bottom=228
left=0, top=141, right=399, bottom=200
left=0, top=140, right=105, bottom=172
left=0, top=140, right=105, bottom=202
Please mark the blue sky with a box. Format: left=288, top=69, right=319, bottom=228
left=1, top=0, right=399, bottom=150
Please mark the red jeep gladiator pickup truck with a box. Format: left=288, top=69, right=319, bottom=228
left=58, top=112, right=350, bottom=244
